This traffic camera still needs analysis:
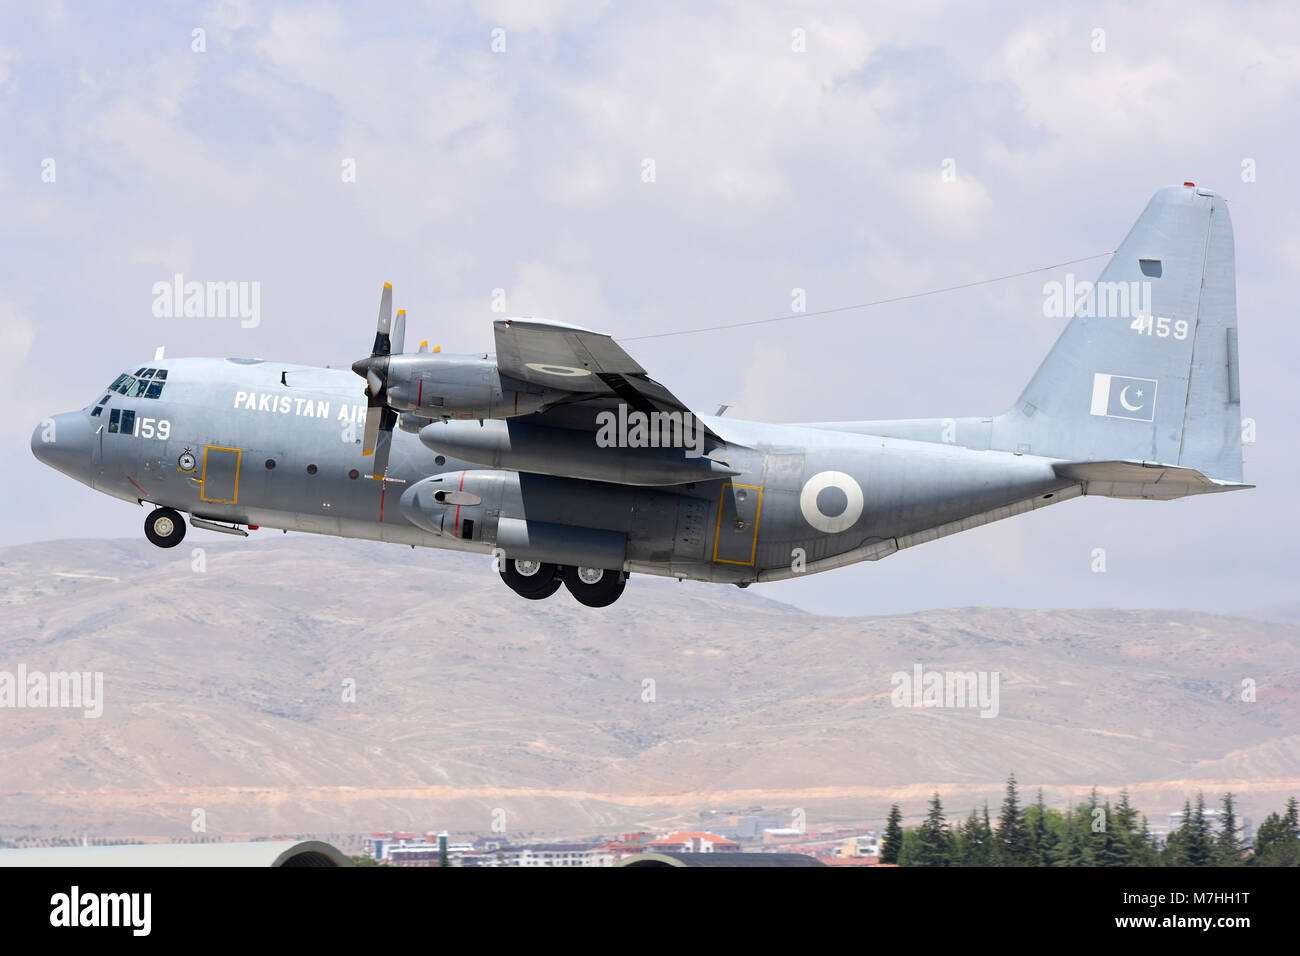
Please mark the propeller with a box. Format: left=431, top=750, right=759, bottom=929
left=351, top=283, right=403, bottom=479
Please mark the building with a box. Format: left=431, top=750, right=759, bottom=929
left=492, top=842, right=613, bottom=867
left=600, top=832, right=655, bottom=861
left=646, top=831, right=740, bottom=853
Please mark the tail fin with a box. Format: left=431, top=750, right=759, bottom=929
left=1000, top=184, right=1244, bottom=482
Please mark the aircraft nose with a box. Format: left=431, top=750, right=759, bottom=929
left=31, top=412, right=93, bottom=478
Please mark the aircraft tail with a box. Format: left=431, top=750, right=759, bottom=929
left=999, top=184, right=1244, bottom=483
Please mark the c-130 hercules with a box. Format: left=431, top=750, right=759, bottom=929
left=32, top=184, right=1250, bottom=607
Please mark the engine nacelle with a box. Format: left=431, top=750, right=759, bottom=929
left=398, top=470, right=507, bottom=542
left=382, top=354, right=560, bottom=421
left=398, top=470, right=628, bottom=568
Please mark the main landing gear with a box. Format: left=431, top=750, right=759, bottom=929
left=498, top=558, right=627, bottom=607
left=144, top=507, right=187, bottom=548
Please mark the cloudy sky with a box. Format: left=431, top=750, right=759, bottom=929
left=3, top=1, right=1296, bottom=615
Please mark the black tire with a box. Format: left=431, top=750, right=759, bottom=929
left=562, top=566, right=627, bottom=607
left=144, top=507, right=186, bottom=549
left=499, top=558, right=562, bottom=600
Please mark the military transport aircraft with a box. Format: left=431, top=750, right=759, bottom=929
left=32, top=184, right=1250, bottom=607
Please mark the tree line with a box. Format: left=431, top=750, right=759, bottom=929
left=877, top=773, right=1300, bottom=866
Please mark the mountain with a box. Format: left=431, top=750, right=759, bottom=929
left=1, top=534, right=1297, bottom=844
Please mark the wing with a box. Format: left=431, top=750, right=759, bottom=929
left=492, top=317, right=726, bottom=444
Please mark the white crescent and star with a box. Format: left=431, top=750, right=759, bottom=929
left=1119, top=385, right=1144, bottom=411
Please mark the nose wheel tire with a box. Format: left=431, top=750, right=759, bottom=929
left=144, top=507, right=187, bottom=549
left=499, top=558, right=562, bottom=600
left=562, top=566, right=627, bottom=607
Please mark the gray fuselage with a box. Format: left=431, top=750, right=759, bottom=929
left=36, top=355, right=1078, bottom=585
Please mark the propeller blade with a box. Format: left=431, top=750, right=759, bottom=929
left=361, top=403, right=382, bottom=456
left=371, top=282, right=393, bottom=357
left=370, top=408, right=397, bottom=478
left=392, top=310, right=407, bottom=356
left=366, top=369, right=384, bottom=397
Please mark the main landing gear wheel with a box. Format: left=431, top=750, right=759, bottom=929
left=562, top=566, right=627, bottom=607
left=144, top=507, right=187, bottom=549
left=499, top=558, right=562, bottom=600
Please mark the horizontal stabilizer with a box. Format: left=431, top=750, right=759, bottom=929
left=1053, top=460, right=1253, bottom=500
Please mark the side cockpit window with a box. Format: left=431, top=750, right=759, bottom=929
left=107, top=408, right=136, bottom=435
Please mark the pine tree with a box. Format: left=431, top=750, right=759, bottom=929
left=1215, top=792, right=1244, bottom=866
left=1028, top=789, right=1058, bottom=866
left=1093, top=801, right=1133, bottom=866
left=1183, top=792, right=1214, bottom=866
left=897, top=826, right=922, bottom=866
left=996, top=773, right=1032, bottom=865
left=1114, top=790, right=1138, bottom=843
left=1251, top=796, right=1300, bottom=866
left=1079, top=789, right=1105, bottom=867
left=880, top=804, right=903, bottom=864
left=959, top=803, right=994, bottom=866
left=915, top=792, right=955, bottom=867
left=1136, top=815, right=1159, bottom=866
left=1055, top=808, right=1085, bottom=867
left=1163, top=799, right=1193, bottom=866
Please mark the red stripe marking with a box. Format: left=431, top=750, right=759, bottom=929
left=418, top=379, right=423, bottom=406
left=454, top=470, right=465, bottom=536
left=127, top=476, right=147, bottom=496
left=514, top=391, right=518, bottom=414
left=379, top=480, right=387, bottom=522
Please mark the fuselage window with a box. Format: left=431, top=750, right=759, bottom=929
left=90, top=394, right=110, bottom=417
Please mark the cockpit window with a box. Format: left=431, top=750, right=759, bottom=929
left=107, top=370, right=167, bottom=401
left=90, top=394, right=110, bottom=417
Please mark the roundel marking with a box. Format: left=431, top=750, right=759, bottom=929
left=524, top=362, right=592, bottom=377
left=799, top=470, right=864, bottom=533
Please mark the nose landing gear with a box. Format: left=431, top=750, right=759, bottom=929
left=144, top=507, right=187, bottom=548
